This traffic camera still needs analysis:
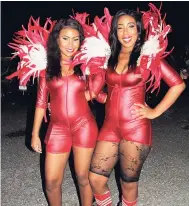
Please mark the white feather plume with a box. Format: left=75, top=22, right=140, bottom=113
left=74, top=31, right=111, bottom=74
left=85, top=67, right=90, bottom=75
left=141, top=35, right=161, bottom=55
left=137, top=35, right=162, bottom=69
left=18, top=43, right=47, bottom=84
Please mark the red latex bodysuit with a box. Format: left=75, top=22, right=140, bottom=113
left=36, top=72, right=105, bottom=153
left=98, top=60, right=183, bottom=146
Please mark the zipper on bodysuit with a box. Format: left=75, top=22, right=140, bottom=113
left=65, top=78, right=71, bottom=128
left=117, top=74, right=122, bottom=127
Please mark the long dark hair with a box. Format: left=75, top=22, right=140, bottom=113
left=46, top=18, right=84, bottom=80
left=108, top=9, right=145, bottom=71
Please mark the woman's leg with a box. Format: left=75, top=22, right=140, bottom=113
left=45, top=152, right=70, bottom=206
left=89, top=141, right=119, bottom=206
left=119, top=140, right=151, bottom=205
left=72, top=146, right=94, bottom=206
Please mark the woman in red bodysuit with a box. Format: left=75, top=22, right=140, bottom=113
left=31, top=18, right=105, bottom=206
left=89, top=9, right=186, bottom=206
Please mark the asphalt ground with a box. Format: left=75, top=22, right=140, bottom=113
left=1, top=89, right=189, bottom=206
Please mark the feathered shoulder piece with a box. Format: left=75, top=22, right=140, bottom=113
left=6, top=17, right=56, bottom=90
left=71, top=8, right=112, bottom=75
left=137, top=3, right=173, bottom=93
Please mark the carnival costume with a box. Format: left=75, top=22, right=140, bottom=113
left=6, top=14, right=110, bottom=153
left=96, top=4, right=183, bottom=146
left=71, top=4, right=183, bottom=206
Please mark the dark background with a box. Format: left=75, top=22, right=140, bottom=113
left=1, top=1, right=189, bottom=58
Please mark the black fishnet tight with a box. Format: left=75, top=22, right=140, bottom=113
left=90, top=140, right=151, bottom=182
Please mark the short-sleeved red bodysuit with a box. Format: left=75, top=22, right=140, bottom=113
left=36, top=72, right=105, bottom=153
left=98, top=60, right=183, bottom=146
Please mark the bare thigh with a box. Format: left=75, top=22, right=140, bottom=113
left=45, top=152, right=70, bottom=183
left=73, top=146, right=94, bottom=176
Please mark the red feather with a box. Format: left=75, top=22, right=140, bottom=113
left=140, top=3, right=173, bottom=93
left=6, top=17, right=56, bottom=88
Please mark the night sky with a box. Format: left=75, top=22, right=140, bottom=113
left=2, top=1, right=189, bottom=57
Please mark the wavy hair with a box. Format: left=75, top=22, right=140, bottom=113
left=108, top=9, right=145, bottom=71
left=46, top=18, right=84, bottom=80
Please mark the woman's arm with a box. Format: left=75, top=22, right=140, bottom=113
left=31, top=108, right=46, bottom=153
left=156, top=83, right=185, bottom=117
left=31, top=77, right=49, bottom=153
left=32, top=108, right=46, bottom=138
left=95, top=91, right=107, bottom=103
left=85, top=71, right=107, bottom=103
left=85, top=90, right=107, bottom=103
left=132, top=60, right=186, bottom=120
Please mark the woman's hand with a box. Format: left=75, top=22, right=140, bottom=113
left=48, top=103, right=51, bottom=115
left=31, top=135, right=42, bottom=153
left=131, top=103, right=158, bottom=120
left=85, top=90, right=96, bottom=101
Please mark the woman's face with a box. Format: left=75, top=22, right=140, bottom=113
left=117, top=15, right=138, bottom=52
left=57, top=27, right=80, bottom=59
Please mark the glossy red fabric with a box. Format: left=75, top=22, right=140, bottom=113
left=36, top=72, right=105, bottom=153
left=98, top=60, right=183, bottom=146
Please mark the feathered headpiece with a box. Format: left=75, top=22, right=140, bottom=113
left=6, top=17, right=56, bottom=90
left=137, top=3, right=172, bottom=93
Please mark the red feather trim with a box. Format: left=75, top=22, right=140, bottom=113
left=140, top=3, right=173, bottom=93
left=6, top=17, right=56, bottom=87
